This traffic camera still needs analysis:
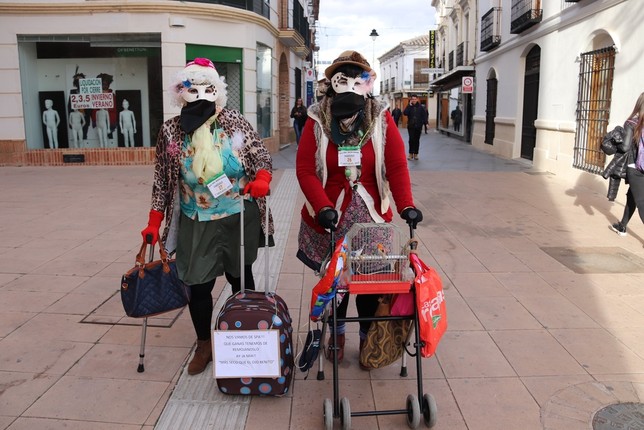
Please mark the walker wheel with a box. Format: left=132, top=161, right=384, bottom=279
left=422, top=393, right=438, bottom=428
left=323, top=398, right=333, bottom=430
left=340, top=397, right=351, bottom=430
left=406, top=394, right=421, bottom=428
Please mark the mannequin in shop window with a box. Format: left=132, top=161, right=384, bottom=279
left=119, top=99, right=137, bottom=147
left=42, top=99, right=60, bottom=149
left=69, top=108, right=86, bottom=149
left=96, top=109, right=110, bottom=148
left=69, top=67, right=92, bottom=140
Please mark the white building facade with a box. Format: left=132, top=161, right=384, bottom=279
left=472, top=0, right=643, bottom=185
left=0, top=0, right=318, bottom=165
left=429, top=0, right=476, bottom=140
left=379, top=35, right=435, bottom=126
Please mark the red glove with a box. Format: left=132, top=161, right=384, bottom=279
left=141, top=209, right=164, bottom=245
left=243, top=169, right=271, bottom=198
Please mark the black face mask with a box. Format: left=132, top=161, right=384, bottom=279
left=330, top=92, right=365, bottom=119
left=180, top=100, right=216, bottom=134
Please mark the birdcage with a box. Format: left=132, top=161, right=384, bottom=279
left=344, top=223, right=412, bottom=294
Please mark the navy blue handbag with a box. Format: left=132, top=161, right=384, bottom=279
left=121, top=240, right=190, bottom=318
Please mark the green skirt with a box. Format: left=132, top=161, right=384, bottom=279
left=176, top=200, right=261, bottom=286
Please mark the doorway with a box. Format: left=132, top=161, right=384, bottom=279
left=520, top=46, right=540, bottom=160
left=485, top=72, right=497, bottom=145
left=278, top=53, right=289, bottom=146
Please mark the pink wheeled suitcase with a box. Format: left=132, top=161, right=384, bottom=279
left=213, top=195, right=294, bottom=396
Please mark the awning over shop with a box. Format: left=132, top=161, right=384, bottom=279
left=430, top=66, right=475, bottom=90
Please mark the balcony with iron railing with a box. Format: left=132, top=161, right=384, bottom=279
left=278, top=0, right=310, bottom=55
left=384, top=80, right=389, bottom=93
left=448, top=50, right=454, bottom=71
left=455, top=42, right=465, bottom=67
left=187, top=0, right=270, bottom=19
left=480, top=7, right=501, bottom=51
left=511, top=0, right=542, bottom=34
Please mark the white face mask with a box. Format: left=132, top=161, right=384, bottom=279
left=181, top=84, right=217, bottom=104
left=330, top=72, right=370, bottom=96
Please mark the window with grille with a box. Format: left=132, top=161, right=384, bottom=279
left=573, top=46, right=615, bottom=174
left=414, top=59, right=429, bottom=84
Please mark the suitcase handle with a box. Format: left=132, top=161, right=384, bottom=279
left=239, top=192, right=271, bottom=294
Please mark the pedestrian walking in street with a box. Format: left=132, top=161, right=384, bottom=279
left=140, top=58, right=274, bottom=375
left=391, top=105, right=402, bottom=127
left=295, top=50, right=423, bottom=368
left=290, top=97, right=308, bottom=145
left=451, top=105, right=462, bottom=132
left=403, top=95, right=426, bottom=159
left=610, top=91, right=644, bottom=236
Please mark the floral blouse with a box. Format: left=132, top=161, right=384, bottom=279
left=179, top=127, right=250, bottom=221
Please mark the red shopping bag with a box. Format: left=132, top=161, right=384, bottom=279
left=409, top=252, right=447, bottom=357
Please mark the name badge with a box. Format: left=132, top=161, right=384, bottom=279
left=338, top=146, right=361, bottom=167
left=206, top=173, right=233, bottom=198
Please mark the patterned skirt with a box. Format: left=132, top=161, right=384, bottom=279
left=297, top=192, right=381, bottom=272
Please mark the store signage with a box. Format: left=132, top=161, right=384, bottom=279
left=429, top=30, right=436, bottom=68
left=305, top=68, right=315, bottom=82
left=116, top=47, right=154, bottom=57
left=78, top=78, right=102, bottom=94
left=306, top=81, right=314, bottom=106
left=462, top=76, right=474, bottom=93
left=421, top=68, right=444, bottom=74
left=71, top=78, right=114, bottom=110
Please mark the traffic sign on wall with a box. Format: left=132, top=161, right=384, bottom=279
left=462, top=76, right=474, bottom=93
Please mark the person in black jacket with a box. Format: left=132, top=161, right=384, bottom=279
left=451, top=105, right=462, bottom=132
left=601, top=126, right=627, bottom=202
left=391, top=106, right=402, bottom=126
left=610, top=92, right=644, bottom=236
left=290, top=98, right=308, bottom=145
left=403, top=95, right=426, bottom=160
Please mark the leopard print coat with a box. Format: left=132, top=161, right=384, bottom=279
left=150, top=108, right=274, bottom=252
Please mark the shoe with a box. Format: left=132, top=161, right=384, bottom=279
left=414, top=154, right=419, bottom=160
left=326, top=333, right=345, bottom=363
left=610, top=222, right=627, bottom=236
left=407, top=154, right=413, bottom=160
left=187, top=339, right=213, bottom=375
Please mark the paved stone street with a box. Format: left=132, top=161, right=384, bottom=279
left=1, top=129, right=644, bottom=430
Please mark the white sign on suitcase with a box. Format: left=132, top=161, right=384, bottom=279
left=212, top=329, right=281, bottom=378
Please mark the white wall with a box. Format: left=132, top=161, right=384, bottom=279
left=473, top=0, right=644, bottom=182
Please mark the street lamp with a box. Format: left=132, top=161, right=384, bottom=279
left=369, top=29, right=379, bottom=66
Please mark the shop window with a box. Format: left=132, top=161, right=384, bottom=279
left=18, top=34, right=162, bottom=150
left=256, top=44, right=272, bottom=138
left=413, top=58, right=429, bottom=85
left=186, top=44, right=243, bottom=112
left=437, top=87, right=465, bottom=137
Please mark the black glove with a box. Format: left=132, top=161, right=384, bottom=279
left=318, top=208, right=338, bottom=231
left=401, top=207, right=423, bottom=229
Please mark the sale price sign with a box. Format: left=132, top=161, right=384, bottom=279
left=71, top=78, right=114, bottom=110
